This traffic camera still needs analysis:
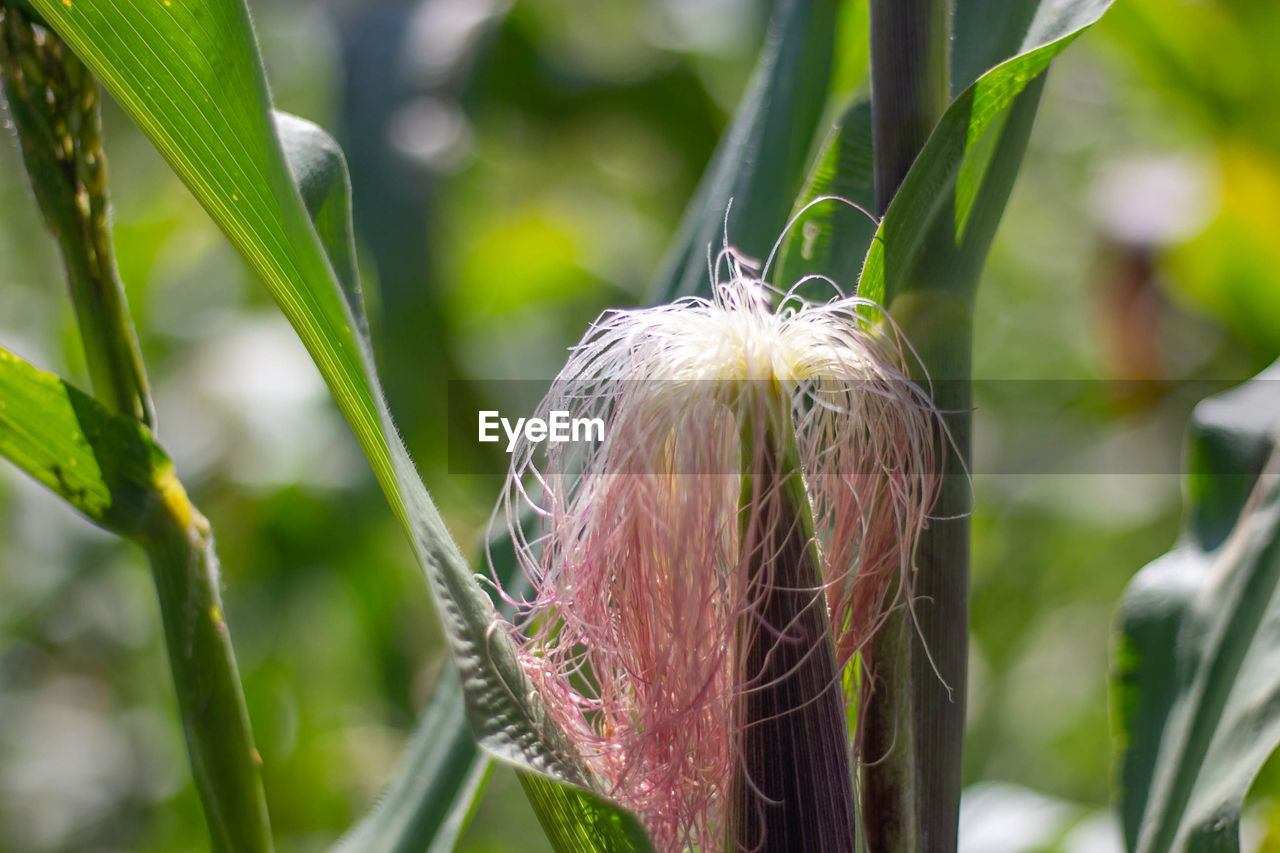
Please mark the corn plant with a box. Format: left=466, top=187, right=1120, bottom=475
left=0, top=0, right=1277, bottom=850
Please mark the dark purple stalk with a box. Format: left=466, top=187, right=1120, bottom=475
left=729, top=414, right=856, bottom=852
left=865, top=0, right=959, bottom=851
left=870, top=0, right=951, bottom=214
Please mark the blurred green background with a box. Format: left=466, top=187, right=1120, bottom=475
left=1, top=0, right=1278, bottom=850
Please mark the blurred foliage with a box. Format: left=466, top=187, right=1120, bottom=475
left=0, top=0, right=1277, bottom=851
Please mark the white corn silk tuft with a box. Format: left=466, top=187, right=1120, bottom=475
left=494, top=271, right=941, bottom=852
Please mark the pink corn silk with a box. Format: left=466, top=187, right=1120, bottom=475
left=495, top=280, right=941, bottom=851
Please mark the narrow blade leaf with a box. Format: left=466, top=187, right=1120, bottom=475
left=650, top=0, right=838, bottom=302
left=0, top=346, right=167, bottom=539
left=951, top=0, right=1112, bottom=94
left=859, top=14, right=1111, bottom=310
left=772, top=98, right=874, bottom=295
left=1114, top=362, right=1280, bottom=853
left=331, top=521, right=538, bottom=853
left=332, top=669, right=490, bottom=853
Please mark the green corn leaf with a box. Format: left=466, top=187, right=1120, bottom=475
left=650, top=0, right=838, bottom=302
left=282, top=110, right=493, bottom=853
left=21, top=0, right=648, bottom=848
left=275, top=112, right=364, bottom=335
left=0, top=346, right=169, bottom=539
left=350, top=669, right=658, bottom=853
left=772, top=0, right=1117, bottom=306
left=331, top=518, right=540, bottom=853
left=771, top=98, right=874, bottom=295
left=278, top=110, right=650, bottom=852
left=951, top=0, right=1114, bottom=95
left=517, top=773, right=656, bottom=853
left=275, top=113, right=651, bottom=853
left=0, top=347, right=272, bottom=851
left=858, top=0, right=1115, bottom=310
left=1113, top=361, right=1280, bottom=852
left=332, top=668, right=490, bottom=853
left=773, top=0, right=1115, bottom=314
left=335, top=529, right=653, bottom=853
